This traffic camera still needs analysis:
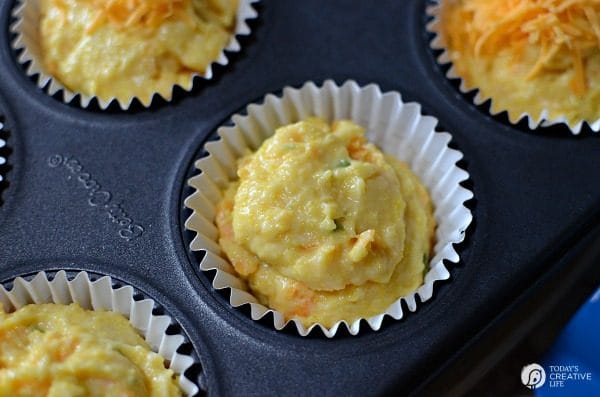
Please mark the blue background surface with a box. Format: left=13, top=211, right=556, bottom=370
left=537, top=287, right=600, bottom=396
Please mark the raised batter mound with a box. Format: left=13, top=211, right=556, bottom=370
left=216, top=118, right=435, bottom=327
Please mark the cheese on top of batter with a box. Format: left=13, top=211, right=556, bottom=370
left=441, top=0, right=600, bottom=123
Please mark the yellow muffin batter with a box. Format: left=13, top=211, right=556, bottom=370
left=0, top=303, right=182, bottom=397
left=216, top=118, right=435, bottom=327
left=40, top=0, right=238, bottom=103
left=440, top=0, right=600, bottom=125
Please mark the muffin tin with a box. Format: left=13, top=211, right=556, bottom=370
left=0, top=0, right=599, bottom=396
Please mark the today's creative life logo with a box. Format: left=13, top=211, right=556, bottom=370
left=521, top=363, right=547, bottom=390
left=521, top=363, right=594, bottom=390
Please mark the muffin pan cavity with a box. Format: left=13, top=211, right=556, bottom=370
left=10, top=0, right=260, bottom=110
left=426, top=1, right=600, bottom=134
left=183, top=80, right=473, bottom=337
left=0, top=269, right=205, bottom=396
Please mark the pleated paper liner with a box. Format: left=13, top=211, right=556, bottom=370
left=10, top=0, right=259, bottom=110
left=0, top=120, right=6, bottom=185
left=184, top=80, right=474, bottom=337
left=0, top=118, right=8, bottom=206
left=0, top=270, right=202, bottom=396
left=426, top=2, right=600, bottom=135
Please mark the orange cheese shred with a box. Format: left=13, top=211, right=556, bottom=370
left=446, top=0, right=600, bottom=96
left=50, top=0, right=194, bottom=33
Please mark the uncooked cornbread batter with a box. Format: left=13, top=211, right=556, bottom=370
left=0, top=303, right=182, bottom=396
left=216, top=118, right=435, bottom=327
left=39, top=0, right=238, bottom=103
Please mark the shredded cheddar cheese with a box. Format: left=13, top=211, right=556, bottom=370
left=446, top=0, right=600, bottom=96
left=50, top=0, right=194, bottom=33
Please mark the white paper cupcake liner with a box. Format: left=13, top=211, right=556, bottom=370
left=10, top=0, right=259, bottom=110
left=0, top=121, right=6, bottom=184
left=184, top=80, right=474, bottom=337
left=426, top=2, right=600, bottom=135
left=0, top=270, right=200, bottom=396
